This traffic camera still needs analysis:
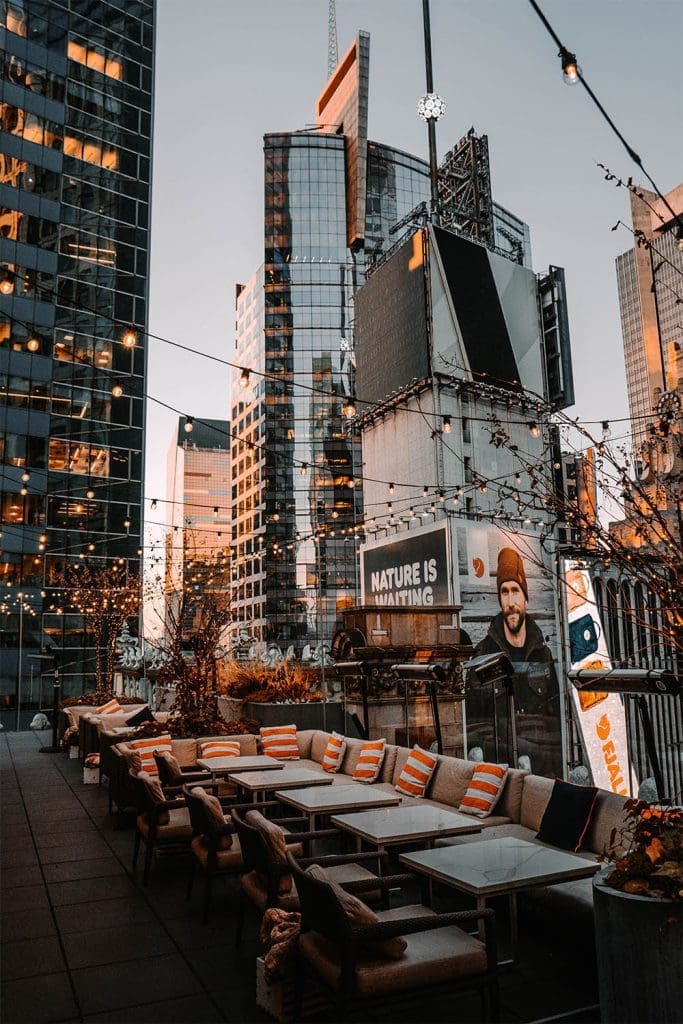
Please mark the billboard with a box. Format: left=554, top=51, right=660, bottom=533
left=457, top=524, right=563, bottom=777
left=361, top=523, right=451, bottom=607
left=564, top=561, right=634, bottom=796
left=355, top=230, right=430, bottom=404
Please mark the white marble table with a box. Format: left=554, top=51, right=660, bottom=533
left=400, top=836, right=600, bottom=962
left=332, top=804, right=481, bottom=857
left=277, top=782, right=401, bottom=829
left=228, top=766, right=333, bottom=801
left=197, top=754, right=282, bottom=785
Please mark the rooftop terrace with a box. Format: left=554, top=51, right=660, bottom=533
left=1, top=731, right=601, bottom=1024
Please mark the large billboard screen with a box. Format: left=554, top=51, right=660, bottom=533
left=457, top=523, right=563, bottom=778
left=355, top=230, right=429, bottom=404
left=564, top=561, right=634, bottom=796
left=361, top=524, right=451, bottom=607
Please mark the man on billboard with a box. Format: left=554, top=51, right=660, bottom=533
left=470, top=547, right=561, bottom=775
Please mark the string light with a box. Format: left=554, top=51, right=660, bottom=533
left=442, top=414, right=452, bottom=433
left=21, top=471, right=30, bottom=483
left=111, top=382, right=123, bottom=398
left=151, top=499, right=157, bottom=510
left=389, top=482, right=394, bottom=495
left=26, top=336, right=40, bottom=352
left=602, top=420, right=611, bottom=440
left=528, top=421, right=540, bottom=438
left=184, top=417, right=194, bottom=433
left=86, top=488, right=95, bottom=499
left=343, top=398, right=357, bottom=419
left=122, top=327, right=137, bottom=348
left=0, top=268, right=14, bottom=295
left=300, top=462, right=308, bottom=476
left=239, top=367, right=251, bottom=387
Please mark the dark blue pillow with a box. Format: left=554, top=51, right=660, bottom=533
left=126, top=705, right=154, bottom=727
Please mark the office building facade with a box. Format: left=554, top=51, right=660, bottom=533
left=164, top=417, right=231, bottom=641
left=0, top=0, right=155, bottom=711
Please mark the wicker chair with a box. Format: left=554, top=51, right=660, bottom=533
left=288, top=852, right=500, bottom=1022
left=230, top=808, right=385, bottom=945
left=130, top=772, right=192, bottom=886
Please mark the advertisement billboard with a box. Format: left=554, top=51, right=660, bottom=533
left=564, top=561, right=634, bottom=796
left=457, top=523, right=563, bottom=777
left=361, top=523, right=451, bottom=607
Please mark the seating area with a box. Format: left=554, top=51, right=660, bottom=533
left=1, top=727, right=608, bottom=1023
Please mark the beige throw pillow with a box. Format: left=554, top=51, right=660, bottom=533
left=245, top=810, right=292, bottom=894
left=191, top=787, right=232, bottom=850
left=306, top=864, right=406, bottom=960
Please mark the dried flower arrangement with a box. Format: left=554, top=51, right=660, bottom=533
left=219, top=660, right=322, bottom=704
left=601, top=798, right=683, bottom=901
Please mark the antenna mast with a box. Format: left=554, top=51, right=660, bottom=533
left=327, top=0, right=338, bottom=78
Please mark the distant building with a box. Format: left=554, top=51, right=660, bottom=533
left=0, top=1, right=154, bottom=707
left=616, top=184, right=683, bottom=448
left=165, top=418, right=231, bottom=641
left=232, top=32, right=535, bottom=648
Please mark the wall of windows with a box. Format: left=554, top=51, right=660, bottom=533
left=0, top=0, right=154, bottom=713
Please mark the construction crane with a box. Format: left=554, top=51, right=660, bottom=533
left=327, top=0, right=338, bottom=79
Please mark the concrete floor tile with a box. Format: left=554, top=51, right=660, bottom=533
left=1, top=883, right=49, bottom=912
left=49, top=874, right=137, bottom=907
left=0, top=971, right=78, bottom=1023
left=0, top=907, right=57, bottom=943
left=62, top=920, right=175, bottom=970
left=43, top=856, right=122, bottom=884
left=55, top=896, right=156, bottom=934
left=1, top=934, right=66, bottom=981
left=83, top=993, right=224, bottom=1023
left=72, top=953, right=201, bottom=1016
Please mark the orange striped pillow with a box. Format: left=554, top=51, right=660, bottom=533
left=95, top=698, right=122, bottom=715
left=322, top=732, right=347, bottom=773
left=200, top=741, right=241, bottom=761
left=127, top=734, right=173, bottom=775
left=395, top=746, right=438, bottom=798
left=260, top=725, right=299, bottom=761
left=459, top=763, right=509, bottom=817
left=352, top=739, right=386, bottom=782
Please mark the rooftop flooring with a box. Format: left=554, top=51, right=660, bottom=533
left=1, top=731, right=600, bottom=1024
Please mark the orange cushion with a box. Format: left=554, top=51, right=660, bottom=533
left=394, top=746, right=438, bottom=798
left=352, top=739, right=386, bottom=782
left=127, top=734, right=173, bottom=775
left=95, top=698, right=122, bottom=715
left=322, top=733, right=347, bottom=773
left=459, top=763, right=509, bottom=817
left=200, top=741, right=241, bottom=761
left=260, top=725, right=299, bottom=761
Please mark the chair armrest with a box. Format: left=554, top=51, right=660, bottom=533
left=339, top=872, right=415, bottom=897
left=283, top=828, right=338, bottom=844
left=296, top=850, right=383, bottom=869
left=352, top=906, right=496, bottom=941
left=157, top=796, right=186, bottom=812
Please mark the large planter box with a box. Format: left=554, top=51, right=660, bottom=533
left=242, top=701, right=348, bottom=734
left=255, top=956, right=328, bottom=1022
left=593, top=870, right=682, bottom=1023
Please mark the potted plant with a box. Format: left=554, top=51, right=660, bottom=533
left=593, top=799, right=682, bottom=1023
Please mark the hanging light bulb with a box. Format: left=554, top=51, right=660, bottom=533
left=213, top=506, right=218, bottom=518
left=21, top=471, right=30, bottom=483
left=442, top=415, right=452, bottom=433
left=300, top=462, right=308, bottom=476
left=347, top=476, right=356, bottom=488
left=0, top=268, right=14, bottom=295
left=86, top=488, right=95, bottom=499
left=423, top=485, right=428, bottom=498
left=122, top=327, right=137, bottom=348
left=479, top=483, right=487, bottom=494
left=528, top=421, right=540, bottom=438
left=601, top=420, right=611, bottom=441
left=20, top=485, right=28, bottom=496
left=239, top=367, right=251, bottom=387
left=151, top=498, right=157, bottom=510
left=123, top=516, right=131, bottom=530
left=111, top=381, right=124, bottom=398
left=515, top=472, right=522, bottom=484
left=39, top=534, right=47, bottom=543
left=184, top=417, right=194, bottom=432
left=26, top=336, right=40, bottom=352
left=560, top=47, right=581, bottom=85
left=389, top=482, right=395, bottom=496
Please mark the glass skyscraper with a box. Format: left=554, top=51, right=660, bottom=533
left=232, top=32, right=531, bottom=648
left=0, top=0, right=154, bottom=714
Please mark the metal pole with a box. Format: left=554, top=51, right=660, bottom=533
left=316, top=531, right=327, bottom=731
left=39, top=658, right=61, bottom=753
left=15, top=596, right=23, bottom=732
left=422, top=0, right=440, bottom=225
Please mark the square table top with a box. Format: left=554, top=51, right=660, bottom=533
left=331, top=804, right=481, bottom=845
left=277, top=782, right=402, bottom=814
left=400, top=836, right=600, bottom=896
left=196, top=755, right=283, bottom=773
left=228, top=767, right=334, bottom=791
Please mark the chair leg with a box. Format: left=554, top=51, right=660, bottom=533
left=202, top=873, right=213, bottom=924
left=132, top=829, right=141, bottom=873
left=235, top=888, right=245, bottom=945
left=186, top=861, right=195, bottom=900
left=488, top=977, right=500, bottom=1024
left=142, top=839, right=154, bottom=886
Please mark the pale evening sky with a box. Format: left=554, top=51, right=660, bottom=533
left=146, top=0, right=682, bottom=525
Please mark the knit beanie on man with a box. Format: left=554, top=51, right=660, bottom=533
left=496, top=547, right=528, bottom=600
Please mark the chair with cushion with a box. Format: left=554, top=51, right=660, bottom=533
left=184, top=785, right=245, bottom=922
left=288, top=853, right=500, bottom=1021
left=231, top=808, right=385, bottom=945
left=131, top=771, right=192, bottom=885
